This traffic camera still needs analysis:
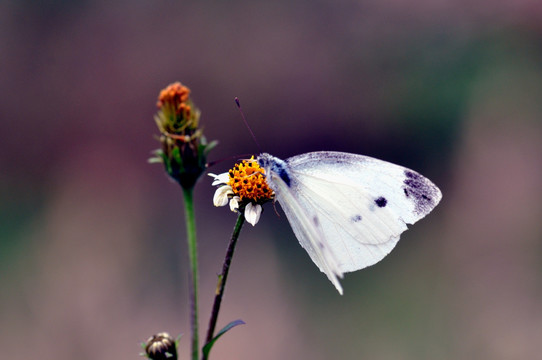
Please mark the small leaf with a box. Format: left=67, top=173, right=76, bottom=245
left=202, top=319, right=245, bottom=358
left=148, top=157, right=163, bottom=164
left=203, top=140, right=219, bottom=156
left=148, top=150, right=165, bottom=164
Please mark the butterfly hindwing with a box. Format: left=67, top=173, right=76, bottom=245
left=268, top=169, right=345, bottom=294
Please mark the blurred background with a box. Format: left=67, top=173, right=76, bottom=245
left=1, top=1, right=542, bottom=359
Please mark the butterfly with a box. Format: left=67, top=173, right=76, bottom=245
left=257, top=151, right=442, bottom=294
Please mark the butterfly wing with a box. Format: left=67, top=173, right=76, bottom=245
left=265, top=168, right=345, bottom=294
left=265, top=151, right=441, bottom=293
left=284, top=151, right=442, bottom=274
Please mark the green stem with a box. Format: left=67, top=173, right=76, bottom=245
left=202, top=213, right=245, bottom=360
left=182, top=187, right=199, bottom=360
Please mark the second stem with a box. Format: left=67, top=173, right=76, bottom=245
left=203, top=213, right=245, bottom=359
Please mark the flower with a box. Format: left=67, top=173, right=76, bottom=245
left=150, top=82, right=217, bottom=189
left=209, top=157, right=274, bottom=226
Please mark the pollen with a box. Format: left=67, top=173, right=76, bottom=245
left=228, top=157, right=274, bottom=202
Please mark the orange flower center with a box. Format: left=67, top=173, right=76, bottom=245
left=228, top=157, right=274, bottom=201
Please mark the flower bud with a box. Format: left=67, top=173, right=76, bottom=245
left=143, top=332, right=178, bottom=360
left=150, top=82, right=217, bottom=189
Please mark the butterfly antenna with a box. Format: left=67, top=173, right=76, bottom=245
left=207, top=153, right=254, bottom=168
left=235, top=97, right=262, bottom=153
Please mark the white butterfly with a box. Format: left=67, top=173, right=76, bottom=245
left=257, top=151, right=442, bottom=294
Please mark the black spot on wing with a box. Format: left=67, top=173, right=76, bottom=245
left=351, top=214, right=362, bottom=222
left=403, top=170, right=439, bottom=215
left=375, top=197, right=387, bottom=208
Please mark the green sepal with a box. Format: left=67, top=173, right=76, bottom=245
left=163, top=152, right=172, bottom=175
left=171, top=147, right=184, bottom=172
left=202, top=319, right=245, bottom=358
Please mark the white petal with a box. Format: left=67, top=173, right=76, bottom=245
left=229, top=196, right=240, bottom=212
left=244, top=203, right=262, bottom=226
left=213, top=186, right=233, bottom=207
left=208, top=172, right=230, bottom=186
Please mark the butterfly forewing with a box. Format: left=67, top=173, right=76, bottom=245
left=286, top=152, right=442, bottom=224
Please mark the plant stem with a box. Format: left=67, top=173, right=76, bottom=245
left=202, top=213, right=245, bottom=360
left=182, top=187, right=199, bottom=360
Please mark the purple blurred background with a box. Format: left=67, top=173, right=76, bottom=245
left=2, top=1, right=542, bottom=359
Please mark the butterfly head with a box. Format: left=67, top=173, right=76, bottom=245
left=257, top=153, right=291, bottom=188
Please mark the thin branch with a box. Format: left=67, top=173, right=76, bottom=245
left=202, top=213, right=245, bottom=359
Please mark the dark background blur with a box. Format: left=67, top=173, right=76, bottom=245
left=1, top=1, right=542, bottom=359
